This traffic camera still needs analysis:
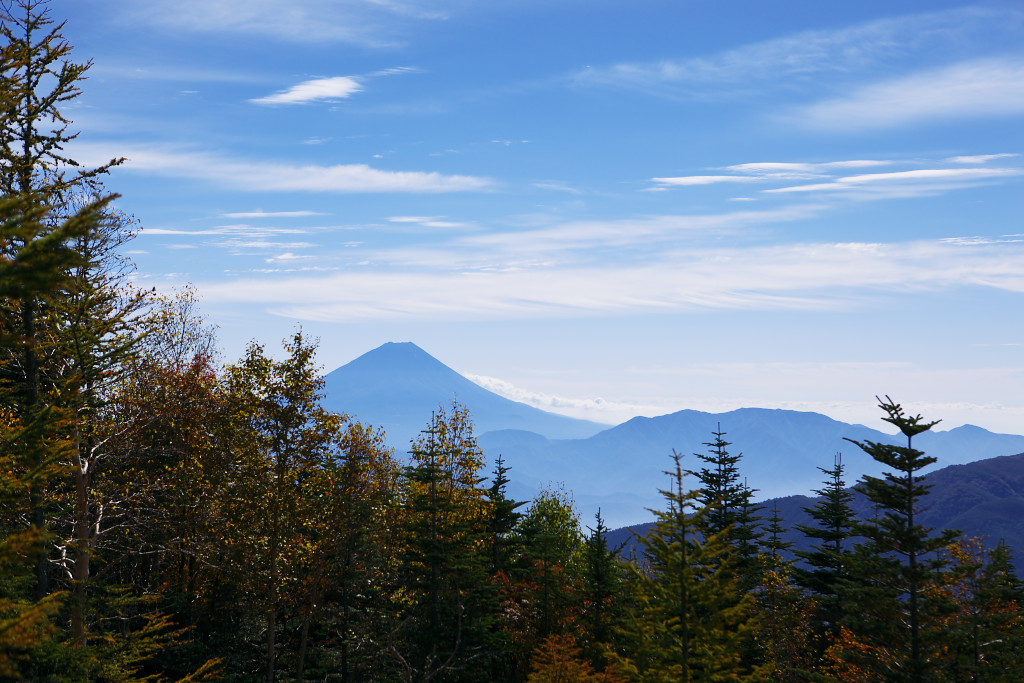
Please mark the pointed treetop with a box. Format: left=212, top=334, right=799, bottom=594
left=877, top=395, right=940, bottom=439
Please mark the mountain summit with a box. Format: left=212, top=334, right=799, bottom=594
left=321, top=342, right=607, bottom=447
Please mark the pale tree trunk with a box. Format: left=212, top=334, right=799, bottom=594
left=71, top=428, right=92, bottom=646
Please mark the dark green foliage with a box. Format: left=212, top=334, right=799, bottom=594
left=795, top=453, right=857, bottom=640
left=688, top=428, right=763, bottom=587
left=394, top=405, right=497, bottom=682
left=764, top=504, right=792, bottom=558
left=580, top=511, right=624, bottom=671
left=838, top=397, right=961, bottom=682
left=935, top=538, right=1024, bottom=681
left=486, top=455, right=526, bottom=578
left=614, top=452, right=758, bottom=682
left=516, top=488, right=583, bottom=641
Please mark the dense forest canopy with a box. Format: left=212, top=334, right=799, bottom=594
left=1, top=2, right=1022, bottom=681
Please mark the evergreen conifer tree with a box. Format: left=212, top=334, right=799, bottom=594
left=688, top=429, right=763, bottom=587
left=614, top=452, right=758, bottom=682
left=393, top=404, right=494, bottom=682
left=838, top=397, right=960, bottom=682
left=794, top=453, right=857, bottom=641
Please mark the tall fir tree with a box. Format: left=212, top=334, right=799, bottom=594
left=0, top=0, right=121, bottom=607
left=393, top=404, right=494, bottom=683
left=579, top=510, right=624, bottom=673
left=837, top=397, right=960, bottom=682
left=794, top=453, right=857, bottom=642
left=688, top=428, right=763, bottom=587
left=614, top=452, right=758, bottom=683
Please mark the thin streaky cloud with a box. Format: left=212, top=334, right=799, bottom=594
left=946, top=153, right=1020, bottom=164
left=727, top=160, right=896, bottom=175
left=76, top=144, right=492, bottom=194
left=388, top=216, right=470, bottom=229
left=223, top=210, right=327, bottom=218
left=250, top=76, right=363, bottom=105
left=143, top=225, right=309, bottom=236
left=766, top=168, right=1023, bottom=194
left=652, top=175, right=762, bottom=187
left=653, top=160, right=903, bottom=189
left=388, top=216, right=439, bottom=223
left=106, top=0, right=454, bottom=45
left=532, top=182, right=584, bottom=195
left=797, top=59, right=1024, bottom=130
left=192, top=238, right=1024, bottom=322
left=91, top=63, right=267, bottom=84
left=368, top=66, right=422, bottom=77
left=574, top=7, right=1022, bottom=97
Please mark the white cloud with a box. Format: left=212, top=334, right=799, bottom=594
left=766, top=168, right=1023, bottom=196
left=532, top=182, right=584, bottom=195
left=651, top=175, right=762, bottom=187
left=652, top=160, right=901, bottom=188
left=726, top=160, right=895, bottom=176
left=455, top=205, right=821, bottom=256
left=462, top=371, right=1024, bottom=434
left=797, top=59, right=1024, bottom=130
left=388, top=216, right=438, bottom=223
left=215, top=239, right=315, bottom=251
left=192, top=238, right=1024, bottom=322
left=388, top=216, right=469, bottom=229
left=76, top=144, right=492, bottom=194
left=106, top=0, right=454, bottom=45
left=265, top=252, right=314, bottom=263
left=946, top=153, right=1020, bottom=164
left=250, top=76, right=363, bottom=105
left=463, top=374, right=642, bottom=424
left=143, top=224, right=309, bottom=236
left=574, top=7, right=1021, bottom=97
left=223, top=210, right=326, bottom=218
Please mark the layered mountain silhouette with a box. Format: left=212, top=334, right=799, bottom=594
left=478, top=409, right=1024, bottom=527
left=607, top=452, right=1024, bottom=562
left=321, top=342, right=1024, bottom=529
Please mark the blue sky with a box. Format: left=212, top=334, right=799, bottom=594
left=56, top=0, right=1024, bottom=433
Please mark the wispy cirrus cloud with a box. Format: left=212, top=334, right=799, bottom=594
left=222, top=210, right=327, bottom=218
left=796, top=58, right=1024, bottom=130
left=143, top=224, right=310, bottom=236
left=103, top=0, right=455, bottom=45
left=765, top=168, right=1023, bottom=197
left=650, top=158, right=1022, bottom=198
left=651, top=175, right=763, bottom=187
left=387, top=216, right=470, bottom=229
left=651, top=159, right=898, bottom=188
left=76, top=144, right=492, bottom=193
left=193, top=238, right=1024, bottom=322
left=946, top=153, right=1020, bottom=164
left=573, top=7, right=1023, bottom=98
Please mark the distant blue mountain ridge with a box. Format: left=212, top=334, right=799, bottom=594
left=321, top=342, right=1024, bottom=528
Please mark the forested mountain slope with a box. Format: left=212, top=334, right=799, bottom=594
left=607, top=451, right=1024, bottom=560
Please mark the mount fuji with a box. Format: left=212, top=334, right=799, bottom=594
left=320, top=342, right=608, bottom=449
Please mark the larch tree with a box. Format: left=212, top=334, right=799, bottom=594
left=219, top=332, right=348, bottom=682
